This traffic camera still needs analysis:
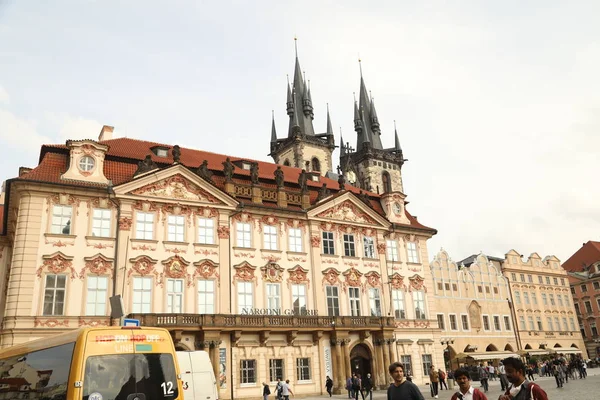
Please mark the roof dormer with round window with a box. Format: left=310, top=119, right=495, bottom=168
left=60, top=129, right=110, bottom=185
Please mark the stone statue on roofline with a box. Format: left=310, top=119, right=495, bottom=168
left=134, top=154, right=158, bottom=177
left=316, top=183, right=330, bottom=202
left=172, top=145, right=181, bottom=163
left=298, top=169, right=308, bottom=193
left=274, top=166, right=284, bottom=188
left=222, top=157, right=235, bottom=182
left=250, top=163, right=259, bottom=185
left=196, top=160, right=214, bottom=183
left=337, top=165, right=346, bottom=191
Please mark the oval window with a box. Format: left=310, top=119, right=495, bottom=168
left=79, top=156, right=95, bottom=172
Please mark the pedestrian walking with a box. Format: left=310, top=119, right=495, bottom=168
left=429, top=365, right=439, bottom=398
left=499, top=357, right=548, bottom=400
left=476, top=364, right=488, bottom=393
left=387, top=362, right=424, bottom=400
left=450, top=367, right=488, bottom=400
left=276, top=379, right=283, bottom=400
left=263, top=382, right=271, bottom=400
left=525, top=365, right=535, bottom=381
left=363, top=373, right=373, bottom=400
left=497, top=362, right=508, bottom=392
left=352, top=374, right=364, bottom=400
left=325, top=376, right=333, bottom=397
left=346, top=376, right=354, bottom=399
left=438, top=369, right=448, bottom=390
left=281, top=379, right=294, bottom=400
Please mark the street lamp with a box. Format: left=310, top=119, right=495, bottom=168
left=441, top=338, right=455, bottom=370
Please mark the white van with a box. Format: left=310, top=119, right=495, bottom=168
left=177, top=351, right=219, bottom=400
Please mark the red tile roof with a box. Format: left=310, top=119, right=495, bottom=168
left=562, top=241, right=600, bottom=272
left=20, top=137, right=435, bottom=233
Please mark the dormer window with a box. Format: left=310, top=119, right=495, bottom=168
left=311, top=175, right=319, bottom=182
left=242, top=163, right=251, bottom=170
left=151, top=147, right=169, bottom=157
left=79, top=156, right=95, bottom=172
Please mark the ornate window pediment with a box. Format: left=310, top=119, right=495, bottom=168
left=389, top=273, right=406, bottom=290
left=191, top=259, right=220, bottom=287
left=260, top=262, right=284, bottom=283
left=322, top=267, right=342, bottom=286
left=37, top=252, right=77, bottom=280
left=80, top=254, right=114, bottom=278
left=364, top=271, right=382, bottom=288
left=316, top=200, right=378, bottom=225
left=162, top=255, right=190, bottom=279
left=287, top=265, right=310, bottom=288
left=342, top=267, right=364, bottom=290
left=127, top=255, right=159, bottom=282
left=232, top=261, right=257, bottom=284
left=408, top=274, right=426, bottom=292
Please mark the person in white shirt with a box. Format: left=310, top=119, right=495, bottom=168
left=450, top=368, right=487, bottom=400
left=497, top=362, right=508, bottom=392
left=281, top=379, right=294, bottom=400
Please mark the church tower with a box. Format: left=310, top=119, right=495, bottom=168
left=339, top=64, right=407, bottom=194
left=269, top=43, right=335, bottom=175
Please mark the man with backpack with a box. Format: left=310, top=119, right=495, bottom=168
left=438, top=368, right=448, bottom=390
left=499, top=357, right=548, bottom=400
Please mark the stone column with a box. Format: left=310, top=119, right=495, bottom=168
left=208, top=341, right=221, bottom=382
left=382, top=339, right=391, bottom=378
left=334, top=340, right=344, bottom=393
left=343, top=339, right=352, bottom=377
left=388, top=339, right=396, bottom=364
left=374, top=339, right=386, bottom=388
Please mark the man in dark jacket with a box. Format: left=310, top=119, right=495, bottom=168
left=387, top=362, right=424, bottom=400
left=325, top=376, right=333, bottom=397
left=363, top=373, right=373, bottom=400
left=499, top=357, right=548, bottom=400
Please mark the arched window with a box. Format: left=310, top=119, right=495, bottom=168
left=283, top=159, right=291, bottom=167
left=382, top=171, right=392, bottom=193
left=311, top=157, right=321, bottom=172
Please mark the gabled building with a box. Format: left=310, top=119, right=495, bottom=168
left=562, top=241, right=600, bottom=273
left=568, top=262, right=600, bottom=359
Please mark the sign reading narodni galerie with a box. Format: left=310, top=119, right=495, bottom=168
left=241, top=308, right=319, bottom=316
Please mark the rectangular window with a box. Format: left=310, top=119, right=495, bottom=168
left=528, top=316, right=535, bottom=331
left=477, top=285, right=483, bottom=294
left=363, top=237, right=375, bottom=258
left=392, top=289, right=406, bottom=319
left=166, top=279, right=184, bottom=313
left=545, top=276, right=550, bottom=285
left=592, top=323, right=598, bottom=337
left=531, top=292, right=537, bottom=305
left=461, top=314, right=469, bottom=330
left=485, top=286, right=490, bottom=294
left=504, top=316, right=511, bottom=331
left=266, top=283, right=281, bottom=311
left=238, top=282, right=254, bottom=314
left=581, top=324, right=587, bottom=338
left=527, top=274, right=533, bottom=283
left=483, top=315, right=490, bottom=331
left=167, top=215, right=185, bottom=242
left=197, top=280, right=215, bottom=313
left=449, top=314, right=457, bottom=330
left=514, top=291, right=521, bottom=304
left=343, top=234, right=356, bottom=257
left=43, top=274, right=66, bottom=315
left=585, top=301, right=592, bottom=314
left=574, top=303, right=580, bottom=314
left=292, top=284, right=307, bottom=314
left=349, top=287, right=361, bottom=316
left=386, top=240, right=399, bottom=261
left=401, top=355, right=412, bottom=377
left=322, top=231, right=335, bottom=255
left=237, top=222, right=252, bottom=248
left=511, top=273, right=516, bottom=281
left=421, top=354, right=432, bottom=376
left=597, top=298, right=600, bottom=310
left=553, top=277, right=558, bottom=285
left=85, top=276, right=108, bottom=316
left=536, top=316, right=543, bottom=331
left=197, top=218, right=214, bottom=244
left=326, top=286, right=340, bottom=316
left=445, top=283, right=451, bottom=291
left=554, top=317, right=560, bottom=331
left=549, top=294, right=555, bottom=306
left=561, top=278, right=565, bottom=286
left=132, top=277, right=152, bottom=313
left=569, top=317, right=576, bottom=331
left=436, top=314, right=445, bottom=330
left=269, top=359, right=284, bottom=382
left=263, top=225, right=277, bottom=250
left=407, top=241, right=419, bottom=263
left=571, top=286, right=576, bottom=295
left=562, top=317, right=568, bottom=331
left=541, top=293, right=548, bottom=305
left=538, top=276, right=543, bottom=284
left=494, top=315, right=501, bottom=331
left=581, top=284, right=588, bottom=292
left=547, top=317, right=554, bottom=331
left=240, top=360, right=256, bottom=384
left=296, top=358, right=311, bottom=381
left=92, top=208, right=111, bottom=237
left=557, top=294, right=564, bottom=307
left=136, top=212, right=154, bottom=240
left=594, top=282, right=600, bottom=290
left=51, top=205, right=73, bottom=234
left=520, top=274, right=525, bottom=282
left=523, top=292, right=530, bottom=304
left=453, top=284, right=458, bottom=292
left=368, top=288, right=382, bottom=316
left=413, top=291, right=426, bottom=319
left=289, top=228, right=302, bottom=252
left=519, top=316, right=526, bottom=330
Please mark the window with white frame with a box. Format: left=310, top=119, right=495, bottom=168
left=322, top=231, right=335, bottom=255
left=504, top=316, right=511, bottom=331
left=562, top=317, right=568, bottom=331
left=545, top=276, right=550, bottom=285
left=289, top=228, right=302, bottom=252
left=263, top=225, right=277, bottom=250
left=326, top=286, right=340, bottom=316
left=401, top=355, right=412, bottom=377
left=392, top=289, right=406, bottom=319
left=343, top=234, right=356, bottom=257
left=292, top=284, right=307, bottom=314
left=557, top=294, right=563, bottom=307
left=386, top=240, right=398, bottom=261
left=413, top=291, right=426, bottom=319
left=554, top=317, right=560, bottom=331
left=549, top=294, right=555, bottom=306
left=136, top=212, right=154, bottom=240
left=132, top=277, right=152, bottom=313
left=197, top=279, right=215, bottom=313
left=449, top=314, right=458, bottom=330
left=541, top=293, right=547, bottom=305
left=536, top=316, right=542, bottom=330
left=166, top=279, right=184, bottom=313
left=269, top=359, right=284, bottom=382
left=92, top=209, right=111, bottom=237
left=523, top=292, right=530, bottom=305
left=85, top=276, right=108, bottom=316
left=569, top=317, right=576, bottom=331
left=437, top=314, right=445, bottom=330
left=51, top=205, right=72, bottom=235
left=238, top=281, right=254, bottom=314
left=406, top=241, right=419, bottom=263
left=240, top=359, right=256, bottom=384
left=514, top=291, right=521, bottom=304
left=236, top=222, right=252, bottom=248
left=547, top=317, right=554, bottom=331
left=421, top=354, right=432, bottom=376
left=519, top=316, right=526, bottom=330
left=349, top=287, right=361, bottom=316
left=43, top=274, right=66, bottom=315
left=538, top=275, right=543, bottom=284
left=167, top=215, right=185, bottom=242
left=197, top=218, right=214, bottom=244
left=368, top=288, right=382, bottom=316
left=528, top=316, right=534, bottom=331
left=363, top=237, right=375, bottom=258
left=266, top=283, right=281, bottom=311
left=296, top=358, right=311, bottom=381
left=531, top=292, right=538, bottom=305
left=482, top=315, right=490, bottom=331
left=461, top=314, right=469, bottom=330
left=565, top=295, right=570, bottom=307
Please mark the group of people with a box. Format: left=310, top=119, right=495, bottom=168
left=538, top=354, right=588, bottom=388
left=344, top=372, right=374, bottom=400
left=262, top=378, right=293, bottom=400
left=428, top=365, right=449, bottom=398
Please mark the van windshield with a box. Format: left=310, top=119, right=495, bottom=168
left=83, top=353, right=178, bottom=400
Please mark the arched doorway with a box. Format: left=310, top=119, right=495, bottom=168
left=525, top=344, right=532, bottom=350
left=350, top=344, right=372, bottom=381
left=504, top=344, right=514, bottom=352
left=486, top=344, right=498, bottom=352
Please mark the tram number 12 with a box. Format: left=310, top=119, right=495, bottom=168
left=161, top=382, right=175, bottom=396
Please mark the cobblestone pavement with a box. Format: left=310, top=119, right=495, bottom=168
left=300, top=368, right=600, bottom=399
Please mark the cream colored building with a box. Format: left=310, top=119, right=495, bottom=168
left=431, top=251, right=518, bottom=369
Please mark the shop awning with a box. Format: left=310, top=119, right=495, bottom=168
left=455, top=351, right=519, bottom=360
left=517, top=349, right=555, bottom=356
left=552, top=348, right=582, bottom=354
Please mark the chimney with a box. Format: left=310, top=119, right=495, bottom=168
left=98, top=125, right=114, bottom=141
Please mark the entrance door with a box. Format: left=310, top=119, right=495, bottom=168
left=350, top=344, right=372, bottom=381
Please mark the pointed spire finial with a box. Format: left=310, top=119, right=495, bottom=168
left=294, top=36, right=298, bottom=58
left=394, top=120, right=402, bottom=151
left=326, top=103, right=333, bottom=135
left=358, top=55, right=363, bottom=77
left=271, top=110, right=277, bottom=143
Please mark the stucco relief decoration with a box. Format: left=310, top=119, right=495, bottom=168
left=390, top=273, right=406, bottom=290
left=195, top=248, right=218, bottom=256
left=395, top=320, right=410, bottom=328
left=342, top=268, right=364, bottom=290
left=310, top=235, right=321, bottom=248
left=364, top=271, right=382, bottom=288
left=37, top=252, right=77, bottom=280
left=190, top=260, right=220, bottom=287
left=217, top=226, right=230, bottom=239
left=322, top=268, right=342, bottom=286
left=316, top=200, right=377, bottom=225
left=34, top=318, right=69, bottom=328
left=131, top=174, right=220, bottom=203
left=162, top=255, right=190, bottom=279
left=414, top=321, right=430, bottom=328
left=408, top=275, right=426, bottom=292
left=468, top=300, right=483, bottom=331
left=80, top=254, right=114, bottom=279
left=337, top=224, right=358, bottom=234
left=119, top=217, right=133, bottom=231
left=86, top=240, right=114, bottom=249
left=287, top=265, right=310, bottom=288
left=196, top=206, right=219, bottom=219
left=234, top=251, right=255, bottom=259
left=232, top=212, right=253, bottom=223
left=287, top=255, right=306, bottom=262
left=46, top=193, right=81, bottom=215
left=86, top=197, right=117, bottom=216
left=161, top=203, right=193, bottom=225
left=79, top=318, right=110, bottom=327
left=286, top=219, right=306, bottom=231
left=44, top=237, right=75, bottom=247
left=127, top=255, right=159, bottom=281
left=364, top=262, right=379, bottom=268
left=262, top=254, right=281, bottom=263
left=260, top=262, right=284, bottom=283
left=133, top=200, right=159, bottom=212
left=319, top=222, right=336, bottom=232
left=232, top=262, right=257, bottom=285
left=132, top=243, right=156, bottom=251
left=376, top=243, right=387, bottom=255
left=258, top=215, right=279, bottom=233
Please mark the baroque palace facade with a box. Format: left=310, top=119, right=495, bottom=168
left=0, top=53, right=443, bottom=399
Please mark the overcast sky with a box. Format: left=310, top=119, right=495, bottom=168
left=1, top=1, right=598, bottom=263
